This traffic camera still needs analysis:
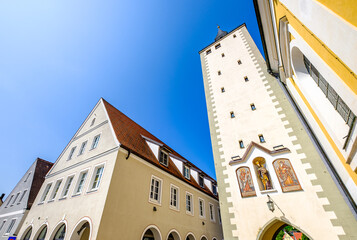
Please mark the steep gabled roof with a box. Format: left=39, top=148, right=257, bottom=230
left=102, top=99, right=217, bottom=199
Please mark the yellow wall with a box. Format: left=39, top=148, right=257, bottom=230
left=315, top=0, right=357, bottom=26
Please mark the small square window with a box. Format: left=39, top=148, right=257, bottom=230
left=230, top=111, right=235, bottom=118
left=244, top=76, right=249, bottom=82
left=259, top=134, right=265, bottom=143
left=251, top=104, right=256, bottom=111
left=238, top=60, right=242, bottom=65
left=206, top=49, right=212, bottom=55
left=239, top=140, right=244, bottom=149
left=221, top=87, right=225, bottom=93
left=159, top=150, right=169, bottom=167
left=183, top=165, right=190, bottom=179
left=215, top=43, right=221, bottom=49
left=233, top=34, right=236, bottom=38
left=218, top=71, right=221, bottom=76
left=221, top=53, right=225, bottom=57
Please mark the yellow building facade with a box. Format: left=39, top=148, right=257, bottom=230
left=253, top=0, right=357, bottom=210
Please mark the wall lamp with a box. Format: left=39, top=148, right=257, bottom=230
left=266, top=195, right=285, bottom=216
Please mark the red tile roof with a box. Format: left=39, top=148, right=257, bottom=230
left=102, top=99, right=218, bottom=199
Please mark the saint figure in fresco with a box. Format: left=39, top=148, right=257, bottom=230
left=277, top=160, right=295, bottom=186
left=256, top=162, right=273, bottom=190
left=239, top=168, right=254, bottom=192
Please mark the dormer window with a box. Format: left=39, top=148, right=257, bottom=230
left=159, top=150, right=169, bottom=167
left=212, top=184, right=217, bottom=195
left=184, top=165, right=190, bottom=179
left=199, top=175, right=204, bottom=188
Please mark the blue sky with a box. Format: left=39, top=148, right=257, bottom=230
left=0, top=0, right=264, bottom=197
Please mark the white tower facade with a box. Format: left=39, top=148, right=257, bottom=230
left=199, top=24, right=357, bottom=239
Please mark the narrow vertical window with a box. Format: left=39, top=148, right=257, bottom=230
left=91, top=134, right=101, bottom=149
left=199, top=199, right=205, bottom=217
left=24, top=172, right=31, bottom=182
left=90, top=118, right=96, bottom=126
left=209, top=203, right=215, bottom=221
left=91, top=166, right=104, bottom=190
left=50, top=180, right=62, bottom=201
left=61, top=176, right=74, bottom=198
left=183, top=165, right=190, bottom=179
left=221, top=53, right=225, bottom=57
left=5, top=219, right=16, bottom=234
left=218, top=71, right=221, bottom=76
left=78, top=141, right=87, bottom=155
left=170, top=185, right=179, bottom=209
left=212, top=184, right=217, bottom=195
left=75, top=171, right=88, bottom=194
left=6, top=195, right=14, bottom=207
left=159, top=150, right=169, bottom=166
left=149, top=176, right=162, bottom=204
left=18, top=190, right=27, bottom=203
left=244, top=76, right=248, bottom=82
left=68, top=147, right=76, bottom=160
left=250, top=103, right=256, bottom=110
left=221, top=87, right=225, bottom=93
left=0, top=220, right=6, bottom=231
left=199, top=175, right=204, bottom=188
left=11, top=193, right=20, bottom=206
left=186, top=193, right=193, bottom=214
left=259, top=134, right=265, bottom=143
left=218, top=207, right=222, bottom=224
left=230, top=111, right=235, bottom=118
left=239, top=140, right=244, bottom=149
left=40, top=184, right=52, bottom=203
left=237, top=60, right=242, bottom=65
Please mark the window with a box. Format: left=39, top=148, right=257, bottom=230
left=6, top=195, right=13, bottom=207
left=250, top=103, right=256, bottom=110
left=259, top=134, right=265, bottom=143
left=237, top=60, right=242, bottom=65
left=159, top=150, right=169, bottom=167
left=233, top=34, right=236, bottom=38
left=91, top=166, right=104, bottom=190
left=199, top=175, right=204, bottom=188
left=303, top=55, right=355, bottom=127
left=149, top=176, right=162, bottom=204
left=68, top=147, right=76, bottom=160
left=183, top=165, right=190, bottom=179
left=186, top=193, right=193, bottom=214
left=199, top=198, right=205, bottom=218
left=61, top=176, right=74, bottom=198
left=18, top=190, right=27, bottom=203
left=244, top=76, right=248, bottom=81
left=40, top=184, right=52, bottom=203
left=215, top=44, right=221, bottom=49
left=90, top=118, right=96, bottom=126
left=91, top=135, right=101, bottom=149
left=5, top=219, right=16, bottom=235
left=11, top=192, right=20, bottom=206
left=170, top=185, right=179, bottom=209
left=206, top=49, right=211, bottom=55
left=239, top=140, right=244, bottom=149
left=22, top=227, right=32, bottom=240
left=209, top=203, right=215, bottom=221
left=230, top=111, right=235, bottom=118
left=24, top=172, right=31, bottom=182
left=221, top=87, right=225, bottom=93
left=50, top=180, right=62, bottom=201
left=218, top=207, right=222, bottom=224
left=221, top=53, right=225, bottom=57
left=75, top=171, right=88, bottom=194
left=37, top=225, right=47, bottom=240
left=218, top=71, right=221, bottom=75
left=0, top=220, right=6, bottom=232
left=53, top=224, right=66, bottom=240
left=212, top=184, right=217, bottom=195
left=78, top=141, right=87, bottom=155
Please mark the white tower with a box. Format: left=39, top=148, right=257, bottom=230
left=199, top=24, right=356, bottom=239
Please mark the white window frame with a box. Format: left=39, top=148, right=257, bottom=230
left=73, top=169, right=89, bottom=196
left=212, top=184, right=217, bottom=196
left=149, top=176, right=162, bottom=205
left=4, top=218, right=16, bottom=235
left=159, top=150, right=169, bottom=167
left=39, top=183, right=53, bottom=204
left=88, top=163, right=105, bottom=192
left=67, top=146, right=77, bottom=160
left=185, top=192, right=194, bottom=215
left=60, top=175, right=75, bottom=199
left=209, top=203, right=215, bottom=222
left=169, top=184, right=179, bottom=211
left=91, top=134, right=101, bottom=150
left=199, top=175, right=205, bottom=188
left=49, top=179, right=63, bottom=201
left=78, top=141, right=88, bottom=156
left=183, top=165, right=190, bottom=179
left=198, top=198, right=205, bottom=218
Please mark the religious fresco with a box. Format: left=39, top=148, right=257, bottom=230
left=236, top=167, right=256, bottom=197
left=273, top=159, right=302, bottom=192
left=253, top=157, right=273, bottom=191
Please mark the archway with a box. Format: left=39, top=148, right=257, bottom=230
left=257, top=218, right=311, bottom=240
left=200, top=236, right=208, bottom=240
left=34, top=224, right=48, bottom=240
left=141, top=225, right=161, bottom=240
left=70, top=218, right=92, bottom=240
left=185, top=233, right=195, bottom=240
left=167, top=230, right=180, bottom=240
left=21, top=226, right=32, bottom=240
left=51, top=223, right=66, bottom=240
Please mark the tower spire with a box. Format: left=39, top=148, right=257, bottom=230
left=215, top=25, right=228, bottom=41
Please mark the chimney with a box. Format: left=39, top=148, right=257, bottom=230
left=0, top=193, right=5, bottom=201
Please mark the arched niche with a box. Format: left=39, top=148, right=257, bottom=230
left=167, top=229, right=181, bottom=240
left=50, top=222, right=66, bottom=240
left=252, top=157, right=274, bottom=191
left=185, top=232, right=196, bottom=240
left=141, top=225, right=162, bottom=240
left=70, top=218, right=92, bottom=240
left=34, top=224, right=48, bottom=240
left=200, top=236, right=208, bottom=240
left=21, top=226, right=32, bottom=240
